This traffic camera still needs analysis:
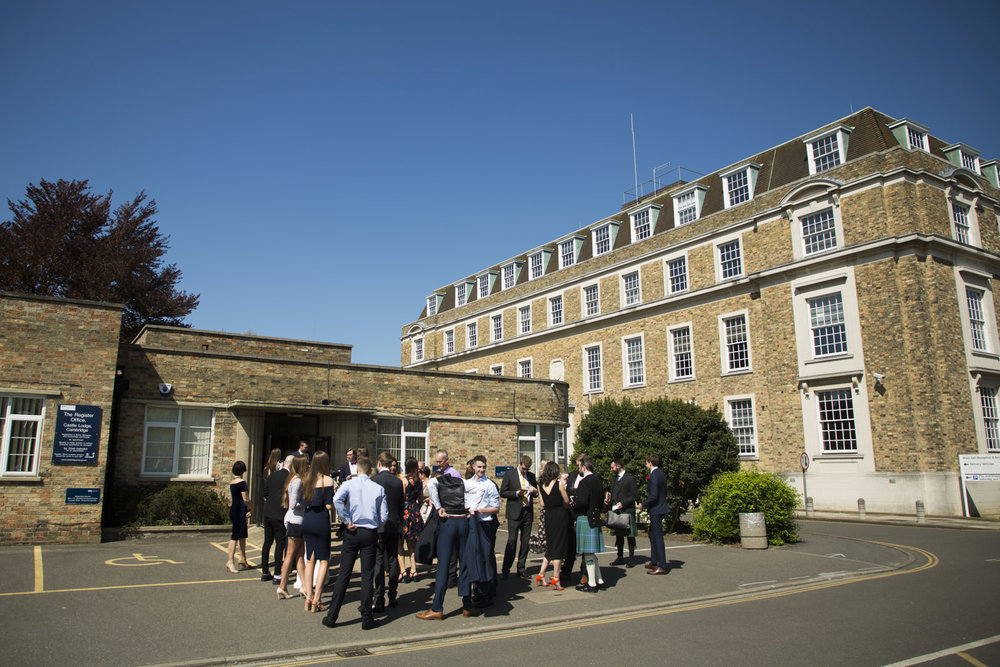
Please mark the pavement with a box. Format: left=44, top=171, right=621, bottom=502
left=1, top=512, right=997, bottom=666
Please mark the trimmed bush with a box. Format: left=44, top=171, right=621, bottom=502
left=135, top=484, right=229, bottom=526
left=692, top=470, right=800, bottom=545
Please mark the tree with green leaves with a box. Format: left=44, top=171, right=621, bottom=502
left=1, top=179, right=199, bottom=341
left=575, top=396, right=740, bottom=531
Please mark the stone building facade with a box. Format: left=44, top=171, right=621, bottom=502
left=0, top=292, right=123, bottom=543
left=401, top=108, right=1000, bottom=517
left=1, top=297, right=568, bottom=545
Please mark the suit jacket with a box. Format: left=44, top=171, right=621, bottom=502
left=609, top=471, right=638, bottom=514
left=263, top=467, right=290, bottom=520
left=566, top=469, right=582, bottom=506
left=338, top=461, right=353, bottom=484
left=572, top=472, right=604, bottom=518
left=644, top=466, right=670, bottom=516
left=499, top=468, right=537, bottom=520
left=372, top=469, right=404, bottom=533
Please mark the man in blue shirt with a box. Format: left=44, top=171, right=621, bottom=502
left=322, top=456, right=387, bottom=630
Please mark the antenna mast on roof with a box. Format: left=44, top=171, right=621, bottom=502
left=631, top=113, right=639, bottom=202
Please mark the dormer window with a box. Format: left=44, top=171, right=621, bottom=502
left=803, top=125, right=851, bottom=174
left=558, top=235, right=584, bottom=269
left=672, top=185, right=708, bottom=226
left=628, top=205, right=661, bottom=242
left=501, top=261, right=523, bottom=290
left=980, top=160, right=999, bottom=189
left=721, top=162, right=761, bottom=208
left=454, top=280, right=474, bottom=307
left=426, top=293, right=444, bottom=316
left=942, top=143, right=981, bottom=174
left=528, top=250, right=552, bottom=280
left=592, top=221, right=620, bottom=257
left=477, top=271, right=497, bottom=299
left=888, top=119, right=929, bottom=152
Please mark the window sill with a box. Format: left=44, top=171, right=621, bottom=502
left=971, top=350, right=1000, bottom=362
left=140, top=474, right=215, bottom=482
left=722, top=369, right=753, bottom=377
left=623, top=384, right=646, bottom=391
left=813, top=453, right=863, bottom=460
left=805, top=353, right=853, bottom=365
left=737, top=455, right=760, bottom=461
left=0, top=475, right=43, bottom=484
left=669, top=377, right=696, bottom=384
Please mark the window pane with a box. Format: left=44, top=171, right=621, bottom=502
left=5, top=419, right=39, bottom=473
left=725, top=316, right=750, bottom=371
left=802, top=209, right=837, bottom=255
left=818, top=389, right=857, bottom=452
left=147, top=406, right=179, bottom=423
left=982, top=387, right=1000, bottom=452
left=812, top=133, right=841, bottom=172
left=672, top=327, right=693, bottom=379
left=719, top=241, right=742, bottom=279
left=729, top=399, right=756, bottom=456
left=669, top=257, right=688, bottom=293
left=727, top=170, right=750, bottom=206
left=810, top=294, right=847, bottom=356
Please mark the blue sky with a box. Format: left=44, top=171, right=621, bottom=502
left=3, top=1, right=999, bottom=366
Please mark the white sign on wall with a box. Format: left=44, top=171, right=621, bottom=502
left=959, top=454, right=1000, bottom=517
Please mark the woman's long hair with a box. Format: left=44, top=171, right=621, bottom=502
left=264, top=448, right=282, bottom=478
left=538, top=460, right=560, bottom=487
left=281, top=456, right=309, bottom=509
left=300, top=451, right=331, bottom=500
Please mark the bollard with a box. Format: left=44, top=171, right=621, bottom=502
left=858, top=498, right=866, bottom=520
left=738, top=512, right=768, bottom=549
left=805, top=496, right=814, bottom=518
left=916, top=500, right=926, bottom=524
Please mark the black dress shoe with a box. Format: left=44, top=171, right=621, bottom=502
left=516, top=570, right=528, bottom=579
left=260, top=573, right=273, bottom=581
left=609, top=557, right=625, bottom=566
left=575, top=584, right=599, bottom=593
left=387, top=597, right=397, bottom=608
left=626, top=558, right=635, bottom=569
left=500, top=572, right=509, bottom=581
left=321, top=616, right=337, bottom=628
left=372, top=603, right=386, bottom=613
left=362, top=617, right=379, bottom=630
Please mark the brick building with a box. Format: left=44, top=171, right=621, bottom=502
left=1, top=295, right=568, bottom=544
left=401, top=108, right=1000, bottom=517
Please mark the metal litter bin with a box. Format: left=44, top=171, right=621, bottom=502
left=738, top=512, right=767, bottom=549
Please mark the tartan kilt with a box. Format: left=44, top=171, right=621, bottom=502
left=575, top=515, right=604, bottom=554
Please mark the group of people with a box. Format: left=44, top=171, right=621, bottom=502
left=225, top=444, right=672, bottom=627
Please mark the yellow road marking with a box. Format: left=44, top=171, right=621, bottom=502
left=957, top=652, right=988, bottom=667
left=257, top=540, right=940, bottom=665
left=33, top=546, right=43, bottom=593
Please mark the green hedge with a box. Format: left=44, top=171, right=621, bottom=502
left=691, top=470, right=800, bottom=545
left=134, top=484, right=229, bottom=526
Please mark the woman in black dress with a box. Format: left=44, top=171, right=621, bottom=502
left=226, top=460, right=251, bottom=573
left=299, top=451, right=335, bottom=612
left=536, top=460, right=571, bottom=590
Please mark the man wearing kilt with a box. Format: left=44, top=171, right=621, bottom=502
left=571, top=457, right=605, bottom=593
left=606, top=458, right=638, bottom=568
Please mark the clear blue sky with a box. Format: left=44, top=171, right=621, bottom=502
left=3, top=1, right=999, bottom=367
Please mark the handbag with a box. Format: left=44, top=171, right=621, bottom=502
left=606, top=509, right=630, bottom=530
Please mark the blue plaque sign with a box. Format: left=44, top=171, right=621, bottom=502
left=495, top=465, right=515, bottom=478
left=52, top=404, right=102, bottom=464
left=65, top=488, right=101, bottom=504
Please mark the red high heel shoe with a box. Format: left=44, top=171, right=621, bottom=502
left=549, top=577, right=564, bottom=590
left=535, top=574, right=549, bottom=587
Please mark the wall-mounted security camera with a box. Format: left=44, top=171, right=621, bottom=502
left=873, top=373, right=885, bottom=383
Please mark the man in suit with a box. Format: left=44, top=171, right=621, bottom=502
left=260, top=455, right=291, bottom=582
left=371, top=451, right=404, bottom=612
left=291, top=440, right=311, bottom=460
left=638, top=453, right=670, bottom=575
left=606, top=458, right=638, bottom=567
left=499, top=455, right=537, bottom=579
left=338, top=448, right=357, bottom=484
left=322, top=456, right=387, bottom=631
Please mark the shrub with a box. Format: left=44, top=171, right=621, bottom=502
left=692, top=470, right=800, bottom=545
left=135, top=484, right=229, bottom=526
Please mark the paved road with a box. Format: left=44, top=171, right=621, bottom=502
left=0, top=520, right=996, bottom=665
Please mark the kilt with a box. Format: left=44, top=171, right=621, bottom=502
left=611, top=511, right=638, bottom=539
left=575, top=515, right=604, bottom=554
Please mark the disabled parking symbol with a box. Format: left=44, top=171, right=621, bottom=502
left=105, top=553, right=184, bottom=566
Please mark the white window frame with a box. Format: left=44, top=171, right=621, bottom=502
left=517, top=424, right=566, bottom=466
left=592, top=221, right=620, bottom=257
left=518, top=358, right=533, bottom=378
left=0, top=396, right=45, bottom=477
left=490, top=313, right=504, bottom=343
left=672, top=184, right=708, bottom=226
left=376, top=418, right=429, bottom=465
left=141, top=405, right=215, bottom=478
left=815, top=387, right=859, bottom=453
left=666, top=253, right=689, bottom=295
left=444, top=328, right=455, bottom=355
left=582, top=283, right=600, bottom=317
left=412, top=337, right=424, bottom=363
left=549, top=294, right=564, bottom=327
left=787, top=191, right=845, bottom=261
left=528, top=250, right=550, bottom=281
left=803, top=125, right=851, bottom=175
left=808, top=293, right=848, bottom=358
left=466, top=321, right=478, bottom=349
left=477, top=272, right=497, bottom=299
left=621, top=270, right=641, bottom=307
left=719, top=311, right=752, bottom=374
left=426, top=293, right=442, bottom=316
left=720, top=162, right=761, bottom=208
left=629, top=205, right=660, bottom=242
left=455, top=282, right=468, bottom=308
left=583, top=343, right=603, bottom=394
left=943, top=143, right=981, bottom=174
left=622, top=334, right=646, bottom=389
left=518, top=304, right=532, bottom=335
left=949, top=191, right=980, bottom=247
left=888, top=118, right=929, bottom=152
left=558, top=236, right=584, bottom=270
left=490, top=363, right=504, bottom=376
left=668, top=323, right=695, bottom=382
left=501, top=261, right=522, bottom=290
left=725, top=395, right=757, bottom=457
left=978, top=385, right=1000, bottom=453
left=716, top=236, right=744, bottom=281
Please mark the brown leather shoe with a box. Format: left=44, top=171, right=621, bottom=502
left=416, top=610, right=444, bottom=620
left=647, top=567, right=668, bottom=575
left=644, top=562, right=657, bottom=570
left=461, top=608, right=480, bottom=617
left=579, top=574, right=588, bottom=586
